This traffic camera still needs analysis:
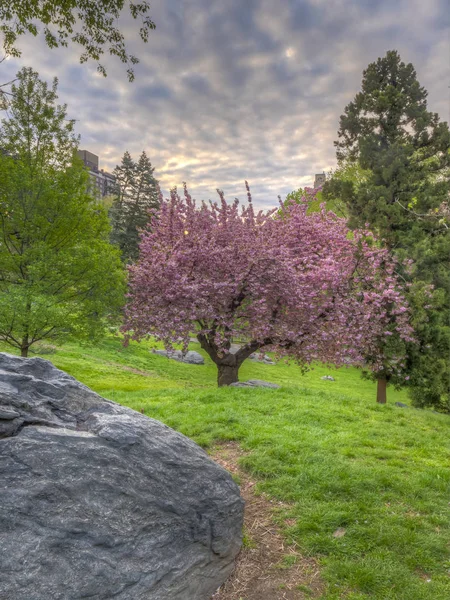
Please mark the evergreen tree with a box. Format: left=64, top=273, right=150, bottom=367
left=324, top=50, right=450, bottom=410
left=110, top=150, right=160, bottom=263
left=0, top=67, right=125, bottom=357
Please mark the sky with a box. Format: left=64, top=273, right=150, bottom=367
left=1, top=0, right=449, bottom=209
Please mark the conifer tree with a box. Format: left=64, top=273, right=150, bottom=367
left=324, top=50, right=450, bottom=410
left=109, top=150, right=160, bottom=263
left=331, top=50, right=449, bottom=247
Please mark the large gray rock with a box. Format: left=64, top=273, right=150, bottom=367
left=0, top=353, right=243, bottom=600
left=152, top=349, right=205, bottom=365
left=230, top=379, right=280, bottom=389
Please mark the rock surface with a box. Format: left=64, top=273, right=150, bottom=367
left=152, top=348, right=205, bottom=365
left=248, top=352, right=276, bottom=365
left=0, top=353, right=243, bottom=600
left=230, top=379, right=280, bottom=389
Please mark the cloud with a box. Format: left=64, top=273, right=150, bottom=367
left=0, top=0, right=448, bottom=208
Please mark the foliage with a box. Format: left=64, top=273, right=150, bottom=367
left=124, top=183, right=413, bottom=386
left=0, top=67, right=125, bottom=356
left=285, top=185, right=348, bottom=218
left=285, top=187, right=305, bottom=205
left=109, top=150, right=160, bottom=263
left=322, top=162, right=372, bottom=218
left=0, top=67, right=77, bottom=166
left=324, top=50, right=450, bottom=410
left=329, top=49, right=449, bottom=243
left=0, top=1, right=156, bottom=81
left=9, top=334, right=450, bottom=600
left=405, top=253, right=450, bottom=411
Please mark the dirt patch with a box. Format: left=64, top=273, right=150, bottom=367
left=210, top=442, right=324, bottom=600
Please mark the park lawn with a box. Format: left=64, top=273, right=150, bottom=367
left=5, top=336, right=450, bottom=600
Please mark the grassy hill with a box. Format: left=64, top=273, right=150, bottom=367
left=4, top=337, right=450, bottom=600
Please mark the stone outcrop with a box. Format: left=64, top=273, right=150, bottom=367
left=0, top=353, right=243, bottom=600
left=152, top=349, right=205, bottom=365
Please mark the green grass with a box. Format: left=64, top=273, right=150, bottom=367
left=6, top=336, right=450, bottom=600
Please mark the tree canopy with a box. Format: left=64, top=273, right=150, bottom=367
left=124, top=185, right=413, bottom=387
left=324, top=50, right=450, bottom=410
left=0, top=1, right=156, bottom=80
left=0, top=68, right=125, bottom=356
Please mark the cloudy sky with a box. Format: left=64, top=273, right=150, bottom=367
left=1, top=0, right=449, bottom=208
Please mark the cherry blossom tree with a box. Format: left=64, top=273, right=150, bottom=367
left=124, top=184, right=414, bottom=387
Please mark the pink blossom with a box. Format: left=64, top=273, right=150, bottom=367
left=124, top=185, right=414, bottom=385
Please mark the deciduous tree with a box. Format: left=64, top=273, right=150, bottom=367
left=124, top=184, right=413, bottom=387
left=0, top=68, right=125, bottom=357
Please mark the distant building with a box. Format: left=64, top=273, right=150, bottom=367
left=313, top=172, right=326, bottom=188
left=77, top=150, right=116, bottom=198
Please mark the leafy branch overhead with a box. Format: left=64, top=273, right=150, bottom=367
left=0, top=1, right=156, bottom=81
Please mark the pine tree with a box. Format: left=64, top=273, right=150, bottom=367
left=324, top=50, right=450, bottom=410
left=109, top=151, right=160, bottom=263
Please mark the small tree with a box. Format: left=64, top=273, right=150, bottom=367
left=124, top=184, right=413, bottom=387
left=359, top=299, right=413, bottom=404
left=109, top=150, right=160, bottom=263
left=0, top=68, right=125, bottom=357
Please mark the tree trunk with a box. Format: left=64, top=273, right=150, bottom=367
left=21, top=301, right=31, bottom=358
left=197, top=331, right=264, bottom=387
left=20, top=334, right=29, bottom=358
left=217, top=363, right=240, bottom=387
left=376, top=378, right=387, bottom=404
